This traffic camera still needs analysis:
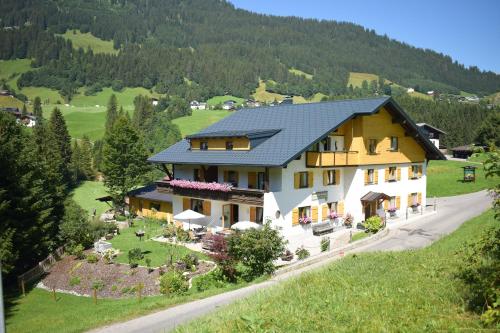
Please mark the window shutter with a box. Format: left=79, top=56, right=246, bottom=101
left=323, top=170, right=328, bottom=186
left=292, top=208, right=299, bottom=225
left=418, top=165, right=423, bottom=178
left=337, top=201, right=344, bottom=215
left=322, top=204, right=328, bottom=221
left=308, top=171, right=314, bottom=187
left=249, top=207, right=256, bottom=222
left=396, top=196, right=401, bottom=209
left=397, top=168, right=401, bottom=181
left=311, top=206, right=318, bottom=223
left=385, top=167, right=390, bottom=182
left=203, top=201, right=211, bottom=216
left=294, top=173, right=300, bottom=189
left=335, top=170, right=340, bottom=185
left=374, top=170, right=379, bottom=184
left=248, top=172, right=257, bottom=188
left=223, top=170, right=229, bottom=183
left=364, top=170, right=369, bottom=185
left=408, top=167, right=412, bottom=180
left=384, top=200, right=388, bottom=210
left=183, top=197, right=190, bottom=211
left=408, top=194, right=412, bottom=206
left=418, top=192, right=422, bottom=204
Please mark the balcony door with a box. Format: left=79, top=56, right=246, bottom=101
left=222, top=204, right=239, bottom=228
left=204, top=166, right=218, bottom=183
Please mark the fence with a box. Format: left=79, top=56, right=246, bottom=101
left=17, top=245, right=65, bottom=293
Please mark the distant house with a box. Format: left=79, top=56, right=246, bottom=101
left=222, top=100, right=236, bottom=110
left=427, top=91, right=435, bottom=96
left=407, top=88, right=415, bottom=93
left=450, top=145, right=475, bottom=159
left=190, top=101, right=207, bottom=110
left=1, top=107, right=37, bottom=127
left=245, top=99, right=261, bottom=108
left=152, top=97, right=159, bottom=106
left=0, top=90, right=13, bottom=97
left=416, top=123, right=446, bottom=149
left=464, top=95, right=479, bottom=103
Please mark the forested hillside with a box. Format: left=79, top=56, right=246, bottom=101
left=0, top=0, right=499, bottom=101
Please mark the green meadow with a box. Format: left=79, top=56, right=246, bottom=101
left=57, top=30, right=118, bottom=54
left=206, top=95, right=245, bottom=107
left=173, top=109, right=231, bottom=137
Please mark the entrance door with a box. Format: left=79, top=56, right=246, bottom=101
left=222, top=204, right=239, bottom=228
left=364, top=201, right=376, bottom=220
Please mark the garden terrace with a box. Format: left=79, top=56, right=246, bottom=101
left=156, top=180, right=264, bottom=206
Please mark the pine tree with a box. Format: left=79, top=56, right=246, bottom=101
left=80, top=135, right=95, bottom=179
left=105, top=94, right=118, bottom=134
left=71, top=140, right=82, bottom=181
left=49, top=107, right=73, bottom=186
left=102, top=116, right=151, bottom=209
left=21, top=103, right=28, bottom=117
left=33, top=96, right=43, bottom=121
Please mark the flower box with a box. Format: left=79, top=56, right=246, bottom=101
left=299, top=216, right=312, bottom=225
left=169, top=179, right=233, bottom=192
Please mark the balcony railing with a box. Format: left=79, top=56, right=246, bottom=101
left=156, top=180, right=264, bottom=206
left=306, top=151, right=359, bottom=167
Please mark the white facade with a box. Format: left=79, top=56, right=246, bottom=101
left=169, top=153, right=427, bottom=240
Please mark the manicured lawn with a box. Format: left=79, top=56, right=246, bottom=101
left=173, top=109, right=231, bottom=136
left=176, top=210, right=495, bottom=332
left=109, top=219, right=208, bottom=267
left=206, top=95, right=245, bottom=107
left=427, top=159, right=496, bottom=197
left=350, top=231, right=370, bottom=242
left=57, top=29, right=118, bottom=55
left=71, top=181, right=109, bottom=217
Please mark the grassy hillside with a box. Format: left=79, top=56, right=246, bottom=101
left=347, top=72, right=379, bottom=87
left=176, top=210, right=495, bottom=332
left=288, top=68, right=313, bottom=79
left=0, top=95, right=24, bottom=109
left=0, top=58, right=31, bottom=86
left=206, top=95, right=245, bottom=107
left=58, top=30, right=118, bottom=54
left=427, top=159, right=496, bottom=197
left=173, top=109, right=231, bottom=137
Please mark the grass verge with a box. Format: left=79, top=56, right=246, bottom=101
left=175, top=210, right=495, bottom=332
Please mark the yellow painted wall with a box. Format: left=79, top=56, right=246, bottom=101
left=129, top=197, right=173, bottom=222
left=190, top=137, right=250, bottom=150
left=311, top=107, right=425, bottom=166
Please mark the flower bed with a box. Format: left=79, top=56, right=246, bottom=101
left=169, top=179, right=233, bottom=192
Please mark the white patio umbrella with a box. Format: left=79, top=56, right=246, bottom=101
left=231, top=221, right=263, bottom=231
left=173, top=209, right=205, bottom=230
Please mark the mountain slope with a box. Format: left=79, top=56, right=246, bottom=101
left=0, top=0, right=498, bottom=99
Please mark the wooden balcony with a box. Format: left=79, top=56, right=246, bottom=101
left=156, top=180, right=264, bottom=206
left=306, top=151, right=359, bottom=167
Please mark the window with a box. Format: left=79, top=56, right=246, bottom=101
left=227, top=171, right=238, bottom=187
left=257, top=172, right=265, bottom=190
left=256, top=207, right=264, bottom=224
left=428, top=132, right=435, bottom=139
left=411, top=165, right=419, bottom=179
left=298, top=206, right=311, bottom=219
left=389, top=166, right=397, bottom=181
left=225, top=141, right=233, bottom=150
left=191, top=199, right=204, bottom=213
left=299, top=172, right=309, bottom=188
left=200, top=141, right=208, bottom=150
left=327, top=202, right=338, bottom=213
left=367, top=169, right=375, bottom=184
left=390, top=136, right=398, bottom=151
left=326, top=170, right=336, bottom=185
left=193, top=169, right=201, bottom=181
left=321, top=137, right=331, bottom=152
left=411, top=193, right=418, bottom=206
left=389, top=196, right=396, bottom=208
left=150, top=202, right=161, bottom=211
left=368, top=139, right=377, bottom=154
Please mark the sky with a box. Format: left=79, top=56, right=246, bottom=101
left=230, top=0, right=500, bottom=73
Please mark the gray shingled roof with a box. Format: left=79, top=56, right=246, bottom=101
left=128, top=184, right=172, bottom=202
left=149, top=96, right=443, bottom=166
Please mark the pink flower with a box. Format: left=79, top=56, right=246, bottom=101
left=299, top=216, right=312, bottom=224
left=169, top=179, right=233, bottom=192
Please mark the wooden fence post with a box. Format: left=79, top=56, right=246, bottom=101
left=93, top=289, right=97, bottom=305
left=21, top=279, right=25, bottom=297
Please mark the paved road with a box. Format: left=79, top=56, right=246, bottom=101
left=90, top=190, right=491, bottom=333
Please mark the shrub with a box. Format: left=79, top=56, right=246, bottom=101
left=193, top=268, right=227, bottom=292
left=128, top=248, right=143, bottom=267
left=295, top=246, right=310, bottom=260
left=163, top=224, right=176, bottom=238
left=115, top=215, right=127, bottom=222
left=86, top=253, right=98, bottom=264
left=102, top=248, right=116, bottom=264
left=364, top=216, right=383, bottom=233
left=458, top=226, right=500, bottom=327
left=343, top=213, right=354, bottom=227
left=228, top=223, right=286, bottom=278
left=69, top=276, right=81, bottom=286
left=111, top=285, right=118, bottom=292
left=181, top=253, right=199, bottom=270
left=321, top=237, right=330, bottom=252
left=176, top=227, right=190, bottom=242
left=206, top=234, right=237, bottom=282
left=59, top=199, right=92, bottom=248
left=159, top=270, right=188, bottom=295
left=145, top=257, right=152, bottom=270
left=71, top=244, right=86, bottom=260
left=92, top=280, right=104, bottom=291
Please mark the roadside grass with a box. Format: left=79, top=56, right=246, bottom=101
left=173, top=109, right=231, bottom=136
left=427, top=159, right=496, bottom=197
left=71, top=181, right=109, bottom=217
left=109, top=219, right=209, bottom=267
left=350, top=231, right=369, bottom=242
left=5, top=275, right=261, bottom=333
left=57, top=29, right=118, bottom=54
left=176, top=210, right=495, bottom=332
left=206, top=95, right=245, bottom=107
left=288, top=67, right=313, bottom=79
